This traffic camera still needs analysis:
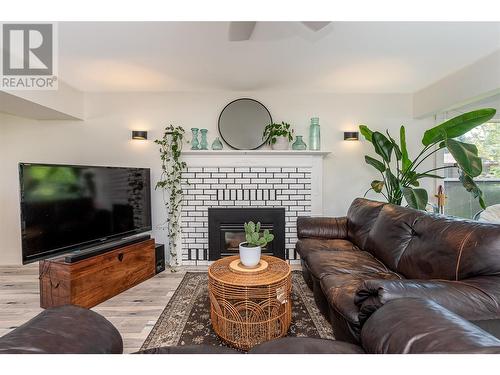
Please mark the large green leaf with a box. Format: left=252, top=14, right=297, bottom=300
left=459, top=172, right=486, bottom=209
left=372, top=132, right=393, bottom=163
left=417, top=173, right=444, bottom=179
left=406, top=171, right=444, bottom=186
left=405, top=171, right=419, bottom=186
left=371, top=180, right=385, bottom=193
left=386, top=130, right=402, bottom=161
left=359, top=125, right=373, bottom=142
left=422, top=108, right=496, bottom=146
left=445, top=139, right=482, bottom=177
left=365, top=155, right=385, bottom=173
left=385, top=168, right=399, bottom=191
left=400, top=126, right=411, bottom=171
left=402, top=187, right=428, bottom=210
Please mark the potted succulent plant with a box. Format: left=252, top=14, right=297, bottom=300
left=239, top=221, right=274, bottom=267
left=263, top=122, right=294, bottom=150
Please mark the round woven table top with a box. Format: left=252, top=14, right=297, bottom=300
left=208, top=255, right=290, bottom=287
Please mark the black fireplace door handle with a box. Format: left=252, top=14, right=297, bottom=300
left=118, top=253, right=124, bottom=262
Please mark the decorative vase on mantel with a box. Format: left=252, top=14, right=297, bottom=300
left=190, top=128, right=200, bottom=150
left=211, top=137, right=223, bottom=150
left=272, top=136, right=290, bottom=150
left=292, top=135, right=307, bottom=150
left=309, top=117, right=321, bottom=150
left=200, top=129, right=208, bottom=150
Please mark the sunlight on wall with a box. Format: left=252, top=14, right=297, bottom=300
left=324, top=58, right=414, bottom=92
left=65, top=58, right=176, bottom=91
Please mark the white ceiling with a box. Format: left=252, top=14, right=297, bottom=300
left=58, top=22, right=500, bottom=93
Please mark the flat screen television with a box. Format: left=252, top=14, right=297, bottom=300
left=19, top=163, right=152, bottom=264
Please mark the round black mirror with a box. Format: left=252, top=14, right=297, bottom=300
left=218, top=98, right=272, bottom=150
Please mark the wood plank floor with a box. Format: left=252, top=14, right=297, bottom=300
left=0, top=263, right=192, bottom=353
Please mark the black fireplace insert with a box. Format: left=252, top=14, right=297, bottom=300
left=208, top=207, right=285, bottom=260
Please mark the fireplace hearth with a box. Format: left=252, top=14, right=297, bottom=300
left=208, top=207, right=285, bottom=260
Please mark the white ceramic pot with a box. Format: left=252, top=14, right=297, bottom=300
left=272, top=136, right=290, bottom=150
left=239, top=242, right=261, bottom=267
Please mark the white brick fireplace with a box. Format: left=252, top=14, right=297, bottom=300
left=178, top=150, right=329, bottom=265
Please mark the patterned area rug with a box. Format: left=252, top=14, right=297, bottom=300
left=140, top=271, right=334, bottom=351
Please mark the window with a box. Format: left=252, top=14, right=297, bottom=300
left=443, top=121, right=500, bottom=218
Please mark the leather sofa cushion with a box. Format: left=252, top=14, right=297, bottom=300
left=361, top=298, right=500, bottom=354
left=249, top=337, right=365, bottom=354
left=295, top=238, right=359, bottom=260
left=365, top=204, right=500, bottom=280
left=0, top=305, right=123, bottom=354
left=306, top=250, right=391, bottom=280
left=363, top=204, right=424, bottom=272
left=398, top=214, right=500, bottom=280
left=346, top=198, right=385, bottom=249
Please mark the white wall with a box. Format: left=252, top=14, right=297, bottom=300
left=0, top=91, right=434, bottom=265
left=413, top=50, right=500, bottom=118
left=2, top=81, right=85, bottom=120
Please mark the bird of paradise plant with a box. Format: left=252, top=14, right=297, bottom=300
left=360, top=108, right=496, bottom=210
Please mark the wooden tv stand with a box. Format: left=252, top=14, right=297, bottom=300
left=39, top=238, right=156, bottom=309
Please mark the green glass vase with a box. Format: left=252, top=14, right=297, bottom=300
left=200, top=129, right=208, bottom=150
left=211, top=137, right=223, bottom=150
left=292, top=135, right=307, bottom=150
left=309, top=117, right=320, bottom=150
left=190, top=128, right=200, bottom=150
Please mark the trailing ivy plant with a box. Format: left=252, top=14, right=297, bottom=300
left=155, top=125, right=187, bottom=269
left=360, top=108, right=496, bottom=210
left=263, top=122, right=294, bottom=145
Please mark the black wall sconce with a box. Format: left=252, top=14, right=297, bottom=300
left=343, top=131, right=359, bottom=141
left=132, top=130, right=148, bottom=140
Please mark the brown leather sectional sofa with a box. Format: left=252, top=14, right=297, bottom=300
left=297, top=198, right=500, bottom=343
left=2, top=298, right=500, bottom=354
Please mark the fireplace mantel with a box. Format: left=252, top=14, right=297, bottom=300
left=182, top=150, right=330, bottom=156
left=182, top=150, right=330, bottom=169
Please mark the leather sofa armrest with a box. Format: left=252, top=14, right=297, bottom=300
left=361, top=298, right=500, bottom=354
left=354, top=276, right=500, bottom=326
left=0, top=305, right=123, bottom=354
left=297, top=216, right=348, bottom=239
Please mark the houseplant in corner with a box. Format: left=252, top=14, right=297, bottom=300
left=240, top=221, right=274, bottom=267
left=155, top=125, right=187, bottom=269
left=360, top=108, right=496, bottom=210
left=263, top=122, right=294, bottom=150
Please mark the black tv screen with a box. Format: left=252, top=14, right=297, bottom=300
left=19, top=163, right=152, bottom=264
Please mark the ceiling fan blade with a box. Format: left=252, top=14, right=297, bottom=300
left=301, top=22, right=331, bottom=32
left=228, top=21, right=257, bottom=41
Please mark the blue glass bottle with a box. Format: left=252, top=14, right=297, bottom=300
left=309, top=117, right=320, bottom=150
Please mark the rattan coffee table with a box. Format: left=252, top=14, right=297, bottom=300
left=208, top=255, right=292, bottom=350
